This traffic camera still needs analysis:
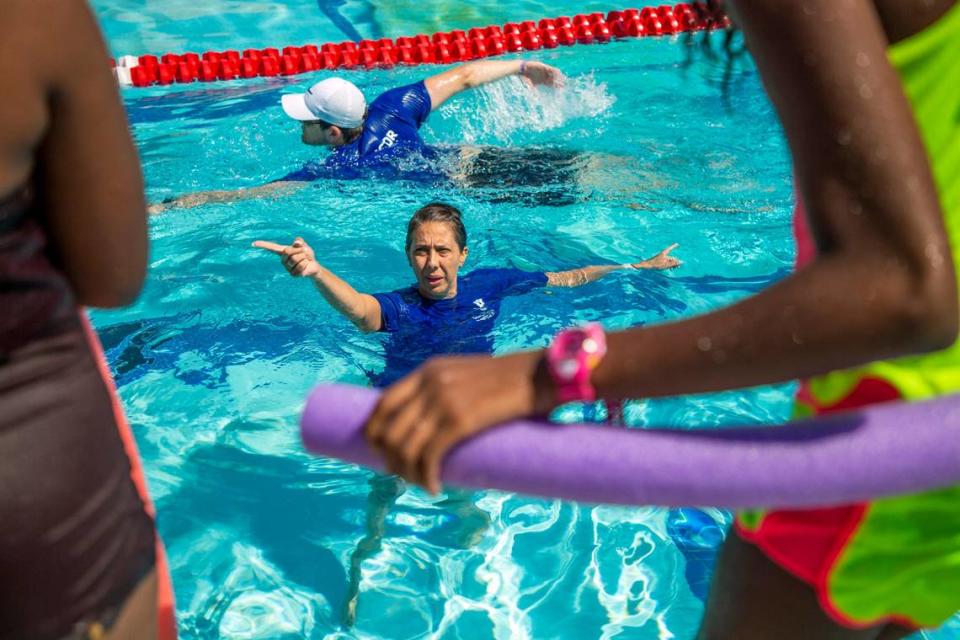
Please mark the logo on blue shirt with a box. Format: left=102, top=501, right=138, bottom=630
left=377, top=130, right=399, bottom=151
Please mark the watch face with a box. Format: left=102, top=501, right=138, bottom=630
left=549, top=324, right=605, bottom=401
left=561, top=330, right=588, bottom=357
left=556, top=357, right=579, bottom=380
left=582, top=337, right=600, bottom=355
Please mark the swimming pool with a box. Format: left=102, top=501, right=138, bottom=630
left=90, top=2, right=959, bottom=638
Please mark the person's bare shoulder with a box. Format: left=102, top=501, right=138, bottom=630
left=0, top=0, right=110, bottom=194
left=0, top=2, right=52, bottom=192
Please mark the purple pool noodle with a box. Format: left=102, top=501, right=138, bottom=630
left=301, top=384, right=960, bottom=509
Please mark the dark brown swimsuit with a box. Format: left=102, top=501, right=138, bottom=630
left=0, top=185, right=157, bottom=639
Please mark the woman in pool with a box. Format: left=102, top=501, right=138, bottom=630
left=363, top=1, right=960, bottom=638
left=1, top=1, right=174, bottom=638
left=253, top=201, right=679, bottom=386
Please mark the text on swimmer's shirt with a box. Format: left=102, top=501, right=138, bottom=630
left=282, top=81, right=434, bottom=181
left=369, top=268, right=548, bottom=386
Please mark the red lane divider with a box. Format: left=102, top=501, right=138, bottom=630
left=113, top=3, right=729, bottom=88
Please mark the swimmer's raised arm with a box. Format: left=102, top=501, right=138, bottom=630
left=149, top=181, right=306, bottom=214
left=253, top=237, right=382, bottom=333
left=545, top=243, right=680, bottom=287
left=424, top=59, right=564, bottom=111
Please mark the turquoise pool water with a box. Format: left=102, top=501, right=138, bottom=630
left=90, top=2, right=958, bottom=638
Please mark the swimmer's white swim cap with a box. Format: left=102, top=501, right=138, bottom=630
left=281, top=78, right=366, bottom=128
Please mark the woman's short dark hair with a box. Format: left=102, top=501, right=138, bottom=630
left=405, top=203, right=467, bottom=251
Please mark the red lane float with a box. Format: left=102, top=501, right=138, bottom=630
left=113, top=2, right=729, bottom=88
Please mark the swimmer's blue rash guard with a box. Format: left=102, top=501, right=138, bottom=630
left=369, top=267, right=548, bottom=387
left=281, top=81, right=438, bottom=181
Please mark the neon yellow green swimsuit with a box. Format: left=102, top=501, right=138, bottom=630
left=737, top=2, right=960, bottom=629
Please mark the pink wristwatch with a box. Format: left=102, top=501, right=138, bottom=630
left=545, top=323, right=607, bottom=404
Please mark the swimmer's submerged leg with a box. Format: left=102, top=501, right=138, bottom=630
left=341, top=474, right=404, bottom=628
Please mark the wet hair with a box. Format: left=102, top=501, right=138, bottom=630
left=311, top=107, right=368, bottom=144
left=405, top=202, right=467, bottom=251
left=682, top=0, right=748, bottom=109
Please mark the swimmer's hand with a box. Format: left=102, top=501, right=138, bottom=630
left=252, top=237, right=322, bottom=278
left=147, top=202, right=169, bottom=215
left=364, top=350, right=552, bottom=495
left=147, top=196, right=182, bottom=215
left=147, top=193, right=209, bottom=214
left=520, top=61, right=565, bottom=89
left=632, top=243, right=681, bottom=270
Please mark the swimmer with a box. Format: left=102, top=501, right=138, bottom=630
left=363, top=1, right=960, bottom=638
left=151, top=59, right=564, bottom=213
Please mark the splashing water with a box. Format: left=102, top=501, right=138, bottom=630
left=439, top=73, right=616, bottom=145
